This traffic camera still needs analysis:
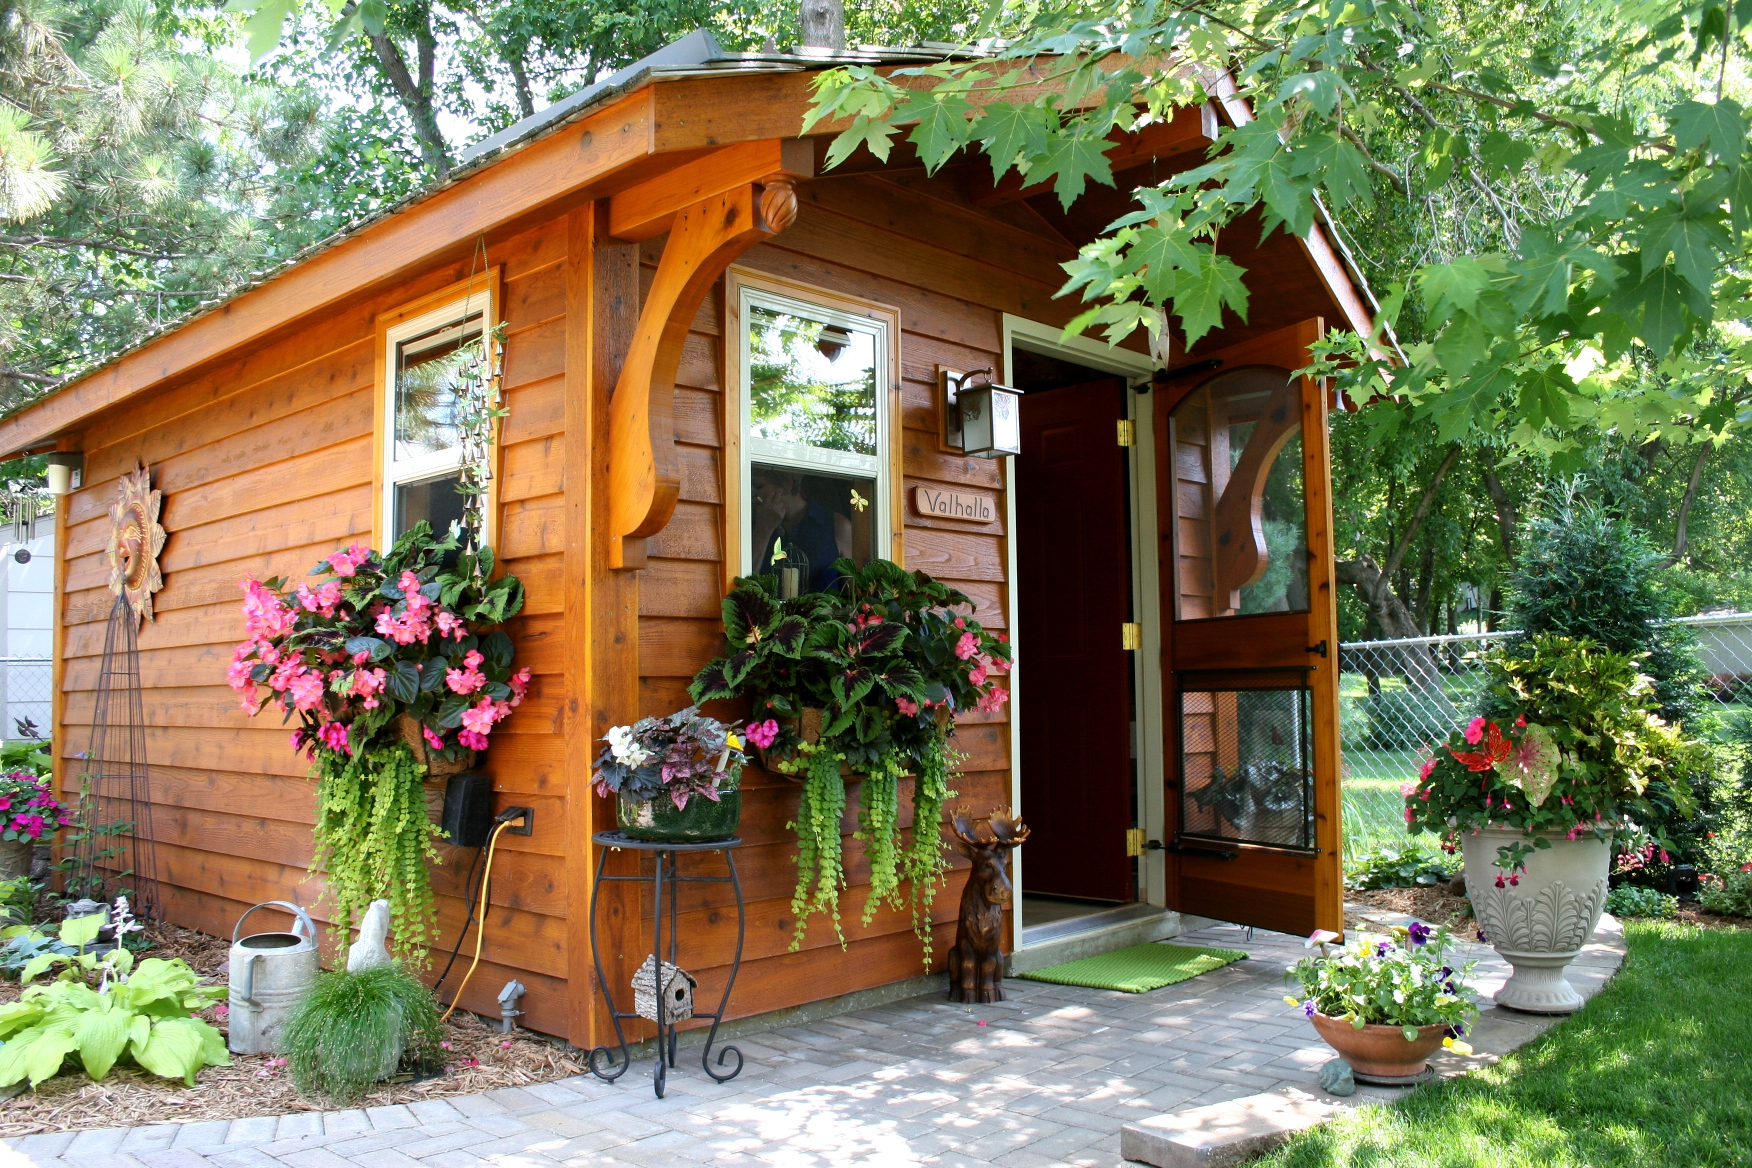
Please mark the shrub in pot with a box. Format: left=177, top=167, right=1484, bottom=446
left=592, top=708, right=747, bottom=842
left=1406, top=634, right=1710, bottom=1012
left=1286, top=923, right=1477, bottom=1082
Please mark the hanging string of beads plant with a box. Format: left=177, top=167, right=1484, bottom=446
left=694, top=557, right=1011, bottom=965
left=228, top=525, right=528, bottom=962
left=453, top=238, right=507, bottom=566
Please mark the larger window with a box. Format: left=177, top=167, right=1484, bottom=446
left=378, top=282, right=495, bottom=544
left=729, top=274, right=899, bottom=596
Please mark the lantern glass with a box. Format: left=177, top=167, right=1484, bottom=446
left=959, top=384, right=1022, bottom=458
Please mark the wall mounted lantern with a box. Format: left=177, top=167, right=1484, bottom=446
left=44, top=451, right=83, bottom=496
left=940, top=368, right=1023, bottom=459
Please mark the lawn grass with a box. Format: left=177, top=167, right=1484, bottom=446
left=1257, top=922, right=1752, bottom=1167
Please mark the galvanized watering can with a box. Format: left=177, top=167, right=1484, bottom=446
left=229, top=900, right=319, bottom=1055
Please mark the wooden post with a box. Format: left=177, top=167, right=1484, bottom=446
left=568, top=202, right=645, bottom=1050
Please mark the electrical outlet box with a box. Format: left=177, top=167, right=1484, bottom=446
left=500, top=806, right=535, bottom=836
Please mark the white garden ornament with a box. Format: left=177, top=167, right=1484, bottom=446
left=347, top=899, right=393, bottom=972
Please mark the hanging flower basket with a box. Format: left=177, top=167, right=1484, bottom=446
left=396, top=714, right=476, bottom=779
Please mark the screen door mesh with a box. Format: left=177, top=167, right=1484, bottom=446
left=1180, top=687, right=1314, bottom=849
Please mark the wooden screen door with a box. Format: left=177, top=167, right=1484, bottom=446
left=1018, top=376, right=1135, bottom=903
left=1155, top=320, right=1343, bottom=937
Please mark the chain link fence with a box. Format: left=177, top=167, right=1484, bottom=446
left=0, top=658, right=52, bottom=744
left=1338, top=614, right=1752, bottom=865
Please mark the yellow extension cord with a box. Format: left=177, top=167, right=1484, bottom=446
left=441, top=817, right=514, bottom=1024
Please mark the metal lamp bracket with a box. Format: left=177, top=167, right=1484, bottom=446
left=938, top=366, right=995, bottom=453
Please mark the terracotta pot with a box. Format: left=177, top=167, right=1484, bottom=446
left=1463, top=826, right=1609, bottom=1013
left=0, top=839, right=30, bottom=881
left=1310, top=1013, right=1448, bottom=1079
left=396, top=714, right=476, bottom=778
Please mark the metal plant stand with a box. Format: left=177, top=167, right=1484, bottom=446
left=586, top=831, right=746, bottom=1098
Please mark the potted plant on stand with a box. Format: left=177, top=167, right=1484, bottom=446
left=228, top=523, right=529, bottom=962
left=1287, top=923, right=1477, bottom=1087
left=592, top=709, right=747, bottom=843
left=1406, top=634, right=1709, bottom=1012
left=690, top=558, right=1011, bottom=964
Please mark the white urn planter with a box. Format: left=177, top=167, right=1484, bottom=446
left=1462, top=826, right=1609, bottom=1013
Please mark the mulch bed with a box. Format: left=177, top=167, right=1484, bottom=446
left=1346, top=884, right=1749, bottom=933
left=0, top=918, right=588, bottom=1138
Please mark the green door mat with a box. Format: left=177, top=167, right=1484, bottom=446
left=1016, top=943, right=1248, bottom=993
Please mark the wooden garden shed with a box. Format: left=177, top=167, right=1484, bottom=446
left=0, top=30, right=1374, bottom=1050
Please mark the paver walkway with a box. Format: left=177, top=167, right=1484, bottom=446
left=0, top=918, right=1625, bottom=1168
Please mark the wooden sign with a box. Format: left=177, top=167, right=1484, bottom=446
left=914, top=486, right=997, bottom=523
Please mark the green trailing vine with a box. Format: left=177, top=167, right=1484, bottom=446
left=903, top=736, right=960, bottom=968
left=856, top=754, right=904, bottom=926
left=310, top=743, right=443, bottom=962
left=789, top=745, right=847, bottom=950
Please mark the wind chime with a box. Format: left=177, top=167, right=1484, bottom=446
left=69, top=462, right=166, bottom=918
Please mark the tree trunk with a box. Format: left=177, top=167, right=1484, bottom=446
left=1479, top=456, right=1516, bottom=561
left=367, top=23, right=451, bottom=179
left=800, top=0, right=846, bottom=49
left=1334, top=555, right=1444, bottom=693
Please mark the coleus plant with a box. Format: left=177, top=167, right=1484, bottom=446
left=228, top=522, right=529, bottom=763
left=1405, top=634, right=1708, bottom=878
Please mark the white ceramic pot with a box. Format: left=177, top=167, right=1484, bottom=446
left=1462, top=826, right=1609, bottom=1014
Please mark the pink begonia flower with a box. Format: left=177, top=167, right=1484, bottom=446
left=745, top=719, right=779, bottom=749
left=424, top=725, right=448, bottom=752
left=895, top=697, right=919, bottom=717
left=446, top=649, right=487, bottom=695
left=239, top=690, right=261, bottom=716
left=1400, top=781, right=1417, bottom=798
left=288, top=671, right=325, bottom=712
left=240, top=578, right=297, bottom=640
left=968, top=659, right=989, bottom=687
left=508, top=668, right=532, bottom=706
left=269, top=657, right=306, bottom=693
left=1465, top=716, right=1486, bottom=745
left=317, top=722, right=350, bottom=755
left=295, top=580, right=344, bottom=616
left=976, top=687, right=1009, bottom=713
left=461, top=698, right=499, bottom=737
left=953, top=617, right=965, bottom=629
left=1419, top=756, right=1438, bottom=781
left=435, top=611, right=466, bottom=639
left=954, top=631, right=979, bottom=661
left=352, top=667, right=388, bottom=709
left=226, top=655, right=255, bottom=693
left=326, top=543, right=370, bottom=577
left=457, top=729, right=490, bottom=751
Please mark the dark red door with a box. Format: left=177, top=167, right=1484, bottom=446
left=1017, top=377, right=1134, bottom=902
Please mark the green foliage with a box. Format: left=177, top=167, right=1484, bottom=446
left=1363, top=687, right=1458, bottom=751
left=282, top=963, right=441, bottom=1105
left=1507, top=490, right=1705, bottom=725
left=0, top=940, right=227, bottom=1087
left=1259, top=922, right=1752, bottom=1168
left=1700, top=869, right=1752, bottom=917
left=310, top=743, right=442, bottom=963
left=1287, top=926, right=1478, bottom=1041
left=1605, top=884, right=1679, bottom=919
left=788, top=746, right=847, bottom=951
left=0, top=739, right=51, bottom=779
left=806, top=0, right=1752, bottom=458
left=902, top=736, right=958, bottom=968
left=1345, top=843, right=1459, bottom=891
left=855, top=754, right=902, bottom=927
left=1406, top=635, right=1712, bottom=871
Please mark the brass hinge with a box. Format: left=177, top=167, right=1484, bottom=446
left=1117, top=419, right=1137, bottom=447
left=1121, top=622, right=1142, bottom=650
left=1126, top=828, right=1145, bottom=857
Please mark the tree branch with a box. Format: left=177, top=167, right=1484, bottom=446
left=0, top=234, right=183, bottom=259
left=1382, top=444, right=1461, bottom=580
left=1656, top=443, right=1710, bottom=570
left=365, top=23, right=451, bottom=179
left=0, top=370, right=58, bottom=386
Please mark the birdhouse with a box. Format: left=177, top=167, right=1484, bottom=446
left=632, top=955, right=697, bottom=1022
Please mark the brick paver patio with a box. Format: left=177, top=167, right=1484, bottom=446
left=0, top=918, right=1625, bottom=1168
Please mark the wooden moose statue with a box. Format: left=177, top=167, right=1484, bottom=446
left=947, top=806, right=1030, bottom=1004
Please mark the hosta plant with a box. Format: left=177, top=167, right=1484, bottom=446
left=1287, top=924, right=1478, bottom=1048
left=1406, top=635, right=1710, bottom=879
left=0, top=913, right=226, bottom=1087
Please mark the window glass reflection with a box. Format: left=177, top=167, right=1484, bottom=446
left=748, top=305, right=877, bottom=457
left=751, top=464, right=876, bottom=597
left=394, top=313, right=481, bottom=460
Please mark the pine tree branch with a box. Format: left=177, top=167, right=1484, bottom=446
left=0, top=234, right=184, bottom=259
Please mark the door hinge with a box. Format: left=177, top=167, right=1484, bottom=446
left=1117, top=419, right=1136, bottom=446
left=1126, top=828, right=1145, bottom=857
left=1121, top=622, right=1143, bottom=650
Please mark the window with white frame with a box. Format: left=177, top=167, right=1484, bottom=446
left=382, top=292, right=490, bottom=542
left=737, top=285, right=891, bottom=597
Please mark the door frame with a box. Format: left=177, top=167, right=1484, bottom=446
left=1000, top=316, right=1163, bottom=939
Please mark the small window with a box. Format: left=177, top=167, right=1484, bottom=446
left=381, top=292, right=490, bottom=542
left=734, top=282, right=893, bottom=597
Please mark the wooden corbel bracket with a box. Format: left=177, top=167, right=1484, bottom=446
left=607, top=177, right=800, bottom=569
